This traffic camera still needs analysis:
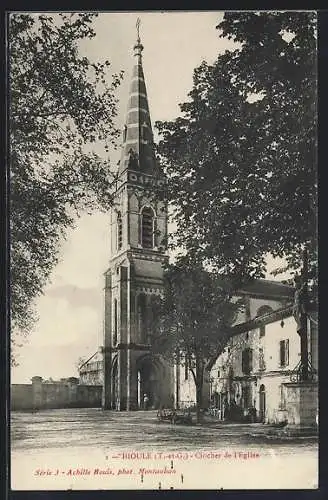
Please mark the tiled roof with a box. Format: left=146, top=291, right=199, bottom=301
left=237, top=278, right=295, bottom=299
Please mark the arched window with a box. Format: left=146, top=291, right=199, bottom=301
left=117, top=211, right=122, bottom=250
left=256, top=305, right=273, bottom=317
left=256, top=305, right=273, bottom=338
left=141, top=207, right=154, bottom=249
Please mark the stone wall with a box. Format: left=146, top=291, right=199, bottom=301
left=11, top=384, right=33, bottom=410
left=11, top=377, right=102, bottom=411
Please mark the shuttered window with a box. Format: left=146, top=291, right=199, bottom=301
left=279, top=339, right=289, bottom=367
left=242, top=348, right=253, bottom=375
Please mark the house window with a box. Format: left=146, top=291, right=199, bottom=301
left=242, top=385, right=252, bottom=408
left=113, top=299, right=118, bottom=345
left=259, top=325, right=265, bottom=337
left=242, top=348, right=253, bottom=375
left=258, top=347, right=266, bottom=371
left=117, top=211, right=122, bottom=250
left=184, top=354, right=189, bottom=381
left=141, top=207, right=154, bottom=249
left=279, top=339, right=289, bottom=367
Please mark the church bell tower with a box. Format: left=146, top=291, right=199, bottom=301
left=102, top=20, right=171, bottom=411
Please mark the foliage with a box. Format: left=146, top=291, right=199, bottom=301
left=10, top=13, right=123, bottom=340
left=151, top=259, right=242, bottom=421
left=156, top=11, right=317, bottom=283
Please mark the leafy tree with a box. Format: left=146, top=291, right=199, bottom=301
left=10, top=13, right=123, bottom=344
left=151, top=259, right=242, bottom=423
left=156, top=11, right=317, bottom=286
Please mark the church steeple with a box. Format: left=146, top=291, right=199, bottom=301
left=102, top=21, right=169, bottom=412
left=119, top=19, right=159, bottom=176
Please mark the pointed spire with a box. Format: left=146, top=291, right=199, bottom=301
left=118, top=19, right=159, bottom=177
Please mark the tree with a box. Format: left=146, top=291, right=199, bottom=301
left=9, top=13, right=123, bottom=344
left=156, top=11, right=317, bottom=285
left=151, top=259, right=242, bottom=423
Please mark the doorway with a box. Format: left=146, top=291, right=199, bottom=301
left=259, top=384, right=266, bottom=422
left=137, top=355, right=163, bottom=409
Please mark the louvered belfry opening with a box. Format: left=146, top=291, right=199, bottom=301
left=141, top=206, right=154, bottom=248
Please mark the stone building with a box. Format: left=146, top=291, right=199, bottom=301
left=175, top=279, right=297, bottom=412
left=79, top=351, right=103, bottom=386
left=207, top=305, right=318, bottom=425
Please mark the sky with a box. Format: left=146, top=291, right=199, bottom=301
left=11, top=11, right=290, bottom=383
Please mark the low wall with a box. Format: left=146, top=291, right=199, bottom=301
left=11, top=380, right=102, bottom=411
left=11, top=384, right=33, bottom=410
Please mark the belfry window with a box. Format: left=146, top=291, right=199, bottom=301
left=117, top=211, right=122, bottom=250
left=141, top=207, right=154, bottom=249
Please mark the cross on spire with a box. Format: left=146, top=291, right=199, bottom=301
left=136, top=17, right=141, bottom=43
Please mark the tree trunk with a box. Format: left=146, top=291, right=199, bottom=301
left=196, top=382, right=203, bottom=424
left=195, top=355, right=204, bottom=424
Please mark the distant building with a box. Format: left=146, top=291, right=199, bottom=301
left=79, top=352, right=103, bottom=385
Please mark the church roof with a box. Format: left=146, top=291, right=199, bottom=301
left=237, top=278, right=294, bottom=299
left=118, top=21, right=160, bottom=177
